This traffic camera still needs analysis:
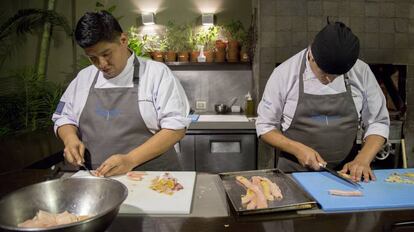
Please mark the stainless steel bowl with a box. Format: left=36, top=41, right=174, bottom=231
left=0, top=177, right=128, bottom=232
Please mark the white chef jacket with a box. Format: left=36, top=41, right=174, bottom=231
left=256, top=49, right=390, bottom=140
left=52, top=53, right=191, bottom=134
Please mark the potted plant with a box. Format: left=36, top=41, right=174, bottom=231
left=127, top=26, right=151, bottom=58
left=191, top=26, right=218, bottom=63
left=164, top=21, right=192, bottom=62
left=140, top=34, right=166, bottom=62
left=175, top=24, right=192, bottom=62
left=189, top=27, right=199, bottom=62
left=214, top=27, right=227, bottom=62
left=223, top=20, right=246, bottom=62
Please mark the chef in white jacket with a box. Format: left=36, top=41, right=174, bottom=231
left=256, top=21, right=389, bottom=182
left=52, top=11, right=190, bottom=177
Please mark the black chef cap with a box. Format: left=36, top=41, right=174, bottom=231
left=311, top=21, right=360, bottom=75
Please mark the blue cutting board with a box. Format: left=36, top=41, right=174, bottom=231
left=292, top=168, right=414, bottom=212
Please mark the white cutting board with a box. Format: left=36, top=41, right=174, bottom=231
left=198, top=115, right=249, bottom=122
left=72, top=171, right=196, bottom=214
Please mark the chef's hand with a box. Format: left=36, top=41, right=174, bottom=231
left=294, top=143, right=326, bottom=170
left=63, top=137, right=85, bottom=166
left=95, top=154, right=136, bottom=177
left=340, top=159, right=376, bottom=182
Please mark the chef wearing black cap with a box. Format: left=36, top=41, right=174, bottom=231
left=256, top=21, right=389, bottom=182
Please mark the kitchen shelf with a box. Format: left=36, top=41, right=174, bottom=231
left=166, top=62, right=252, bottom=71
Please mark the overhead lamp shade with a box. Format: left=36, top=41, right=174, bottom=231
left=142, top=12, right=155, bottom=25
left=202, top=13, right=214, bottom=26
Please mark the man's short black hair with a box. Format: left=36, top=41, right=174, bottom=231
left=75, top=11, right=123, bottom=48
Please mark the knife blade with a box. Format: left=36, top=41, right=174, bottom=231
left=318, top=163, right=363, bottom=189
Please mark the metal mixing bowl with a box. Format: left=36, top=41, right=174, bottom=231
left=0, top=177, right=128, bottom=232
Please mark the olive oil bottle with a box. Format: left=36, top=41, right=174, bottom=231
left=245, top=92, right=254, bottom=117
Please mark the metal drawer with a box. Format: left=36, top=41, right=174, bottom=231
left=195, top=134, right=256, bottom=173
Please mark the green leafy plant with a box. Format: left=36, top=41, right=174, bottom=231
left=0, top=68, right=65, bottom=136
left=164, top=21, right=192, bottom=52
left=142, top=34, right=167, bottom=52
left=127, top=26, right=150, bottom=58
left=0, top=9, right=72, bottom=73
left=222, top=20, right=246, bottom=42
left=0, top=6, right=71, bottom=136
left=192, top=26, right=219, bottom=51
left=95, top=1, right=123, bottom=21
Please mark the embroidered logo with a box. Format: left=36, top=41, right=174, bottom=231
left=95, top=106, right=120, bottom=120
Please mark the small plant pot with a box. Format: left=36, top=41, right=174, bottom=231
left=204, top=50, right=214, bottom=63
left=215, top=40, right=227, bottom=50
left=164, top=51, right=177, bottom=62
left=178, top=52, right=189, bottom=62
left=227, top=40, right=239, bottom=50
left=215, top=50, right=226, bottom=62
left=151, top=51, right=164, bottom=62
left=227, top=50, right=239, bottom=62
left=190, top=51, right=199, bottom=62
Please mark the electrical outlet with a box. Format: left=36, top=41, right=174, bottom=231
left=195, top=100, right=207, bottom=110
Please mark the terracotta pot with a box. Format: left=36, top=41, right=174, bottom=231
left=190, top=51, right=200, bottom=62
left=215, top=40, right=227, bottom=50
left=227, top=40, right=239, bottom=50
left=151, top=51, right=164, bottom=62
left=204, top=50, right=214, bottom=63
left=178, top=52, right=189, bottom=62
left=215, top=49, right=226, bottom=62
left=227, top=50, right=239, bottom=62
left=164, top=51, right=177, bottom=62
left=240, top=51, right=250, bottom=62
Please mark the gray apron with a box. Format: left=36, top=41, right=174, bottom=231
left=277, top=50, right=359, bottom=172
left=78, top=57, right=181, bottom=171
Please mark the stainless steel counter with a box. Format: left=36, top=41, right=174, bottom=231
left=189, top=121, right=255, bottom=130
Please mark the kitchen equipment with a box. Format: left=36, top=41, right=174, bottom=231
left=318, top=163, right=363, bottom=189
left=219, top=169, right=316, bottom=215
left=195, top=133, right=256, bottom=173
left=0, top=177, right=128, bottom=232
left=73, top=171, right=196, bottom=214
left=214, top=104, right=229, bottom=114
left=292, top=168, right=414, bottom=212
left=214, top=97, right=238, bottom=114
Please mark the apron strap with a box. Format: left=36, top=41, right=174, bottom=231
left=133, top=56, right=140, bottom=85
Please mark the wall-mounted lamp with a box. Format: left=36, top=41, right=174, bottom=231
left=141, top=12, right=155, bottom=25
left=202, top=13, right=214, bottom=26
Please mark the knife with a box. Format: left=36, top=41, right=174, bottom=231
left=318, top=163, right=363, bottom=189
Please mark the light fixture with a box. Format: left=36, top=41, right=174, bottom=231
left=141, top=12, right=155, bottom=25
left=202, top=13, right=214, bottom=26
